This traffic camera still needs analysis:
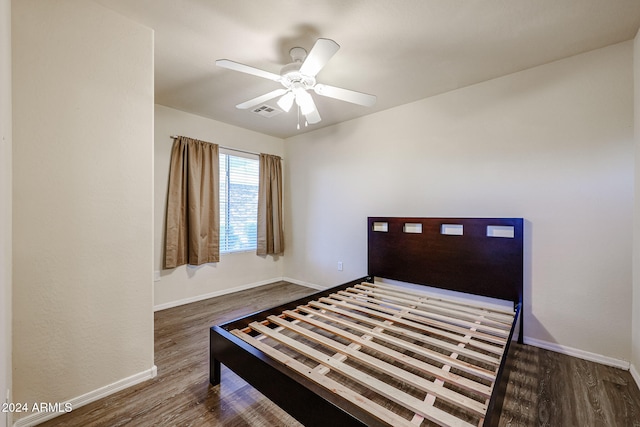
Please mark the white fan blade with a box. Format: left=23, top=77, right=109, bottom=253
left=236, top=88, right=288, bottom=109
left=314, top=84, right=377, bottom=107
left=299, top=38, right=340, bottom=77
left=304, top=108, right=321, bottom=125
left=216, top=59, right=281, bottom=82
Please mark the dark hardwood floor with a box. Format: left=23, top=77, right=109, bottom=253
left=40, top=281, right=640, bottom=426
left=500, top=343, right=640, bottom=426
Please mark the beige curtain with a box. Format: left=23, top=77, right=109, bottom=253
left=164, top=136, right=220, bottom=268
left=257, top=153, right=284, bottom=256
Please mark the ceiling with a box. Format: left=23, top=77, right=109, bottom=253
left=95, top=0, right=640, bottom=139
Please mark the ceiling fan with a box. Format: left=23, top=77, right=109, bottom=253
left=215, top=38, right=376, bottom=126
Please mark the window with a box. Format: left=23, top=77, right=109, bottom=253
left=219, top=151, right=259, bottom=253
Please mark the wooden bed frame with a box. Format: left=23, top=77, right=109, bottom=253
left=210, top=217, right=524, bottom=426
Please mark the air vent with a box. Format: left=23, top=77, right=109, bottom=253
left=251, top=104, right=283, bottom=118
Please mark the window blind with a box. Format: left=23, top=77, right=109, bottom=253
left=219, top=152, right=259, bottom=253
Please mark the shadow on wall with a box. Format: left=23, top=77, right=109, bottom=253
left=523, top=219, right=558, bottom=345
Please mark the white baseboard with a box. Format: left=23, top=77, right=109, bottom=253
left=524, top=337, right=630, bottom=370
left=631, top=364, right=640, bottom=390
left=154, top=277, right=287, bottom=311
left=281, top=277, right=326, bottom=291
left=153, top=277, right=328, bottom=312
left=13, top=365, right=157, bottom=427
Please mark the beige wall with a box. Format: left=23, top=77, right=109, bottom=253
left=284, top=41, right=634, bottom=362
left=633, top=29, right=640, bottom=382
left=154, top=105, right=285, bottom=309
left=1, top=0, right=10, bottom=425
left=12, top=0, right=154, bottom=420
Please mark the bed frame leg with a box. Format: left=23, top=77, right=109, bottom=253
left=210, top=358, right=221, bottom=386
left=518, top=321, right=524, bottom=344
left=518, top=306, right=524, bottom=344
left=210, top=328, right=221, bottom=386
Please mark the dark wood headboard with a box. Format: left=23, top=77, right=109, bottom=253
left=367, top=217, right=524, bottom=306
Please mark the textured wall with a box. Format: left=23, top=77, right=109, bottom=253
left=1, top=0, right=11, bottom=425
left=284, top=42, right=634, bottom=362
left=12, top=0, right=154, bottom=417
left=633, top=29, right=640, bottom=381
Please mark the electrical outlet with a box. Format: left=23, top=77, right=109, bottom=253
left=337, top=261, right=343, bottom=271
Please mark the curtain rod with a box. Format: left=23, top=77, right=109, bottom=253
left=170, top=135, right=262, bottom=157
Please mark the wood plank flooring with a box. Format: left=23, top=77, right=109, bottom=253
left=39, top=281, right=640, bottom=426
left=500, top=342, right=640, bottom=426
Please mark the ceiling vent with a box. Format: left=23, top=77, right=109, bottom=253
left=251, top=104, right=282, bottom=118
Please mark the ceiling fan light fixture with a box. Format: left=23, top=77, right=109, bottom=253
left=277, top=91, right=295, bottom=112
left=294, top=89, right=316, bottom=116
left=304, top=107, right=321, bottom=125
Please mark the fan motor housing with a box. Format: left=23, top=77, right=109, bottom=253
left=288, top=47, right=307, bottom=62
left=280, top=62, right=316, bottom=90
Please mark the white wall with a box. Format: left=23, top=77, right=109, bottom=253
left=154, top=105, right=285, bottom=309
left=633, top=29, right=640, bottom=383
left=1, top=0, right=10, bottom=425
left=284, top=42, right=634, bottom=363
left=12, top=0, right=154, bottom=422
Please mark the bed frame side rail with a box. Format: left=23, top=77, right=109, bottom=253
left=482, top=302, right=522, bottom=427
left=210, top=276, right=382, bottom=427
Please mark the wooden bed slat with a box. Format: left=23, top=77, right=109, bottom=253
left=313, top=297, right=505, bottom=355
left=327, top=293, right=508, bottom=346
left=266, top=314, right=488, bottom=416
left=247, top=322, right=478, bottom=427
left=340, top=288, right=510, bottom=337
left=353, top=284, right=513, bottom=329
left=306, top=299, right=501, bottom=367
left=306, top=299, right=503, bottom=370
left=229, top=329, right=416, bottom=427
left=281, top=309, right=493, bottom=398
left=364, top=282, right=515, bottom=319
left=302, top=302, right=498, bottom=382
